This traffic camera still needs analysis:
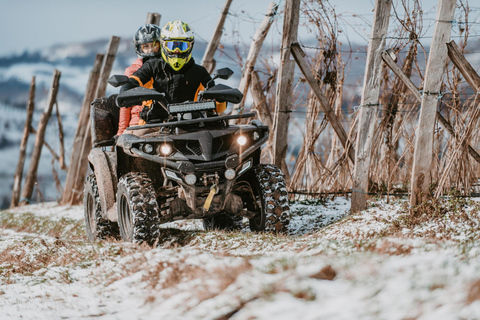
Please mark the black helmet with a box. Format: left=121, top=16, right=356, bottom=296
left=133, top=24, right=161, bottom=58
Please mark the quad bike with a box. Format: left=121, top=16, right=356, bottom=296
left=84, top=68, right=290, bottom=245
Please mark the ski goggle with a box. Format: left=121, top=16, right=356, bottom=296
left=164, top=40, right=191, bottom=53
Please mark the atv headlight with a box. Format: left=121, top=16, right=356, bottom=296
left=160, top=144, right=173, bottom=156
left=225, top=169, right=235, bottom=180
left=253, top=131, right=260, bottom=141
left=185, top=174, right=197, bottom=185
left=143, top=143, right=154, bottom=154
left=237, top=135, right=247, bottom=146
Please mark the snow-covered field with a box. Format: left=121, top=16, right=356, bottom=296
left=1, top=196, right=480, bottom=319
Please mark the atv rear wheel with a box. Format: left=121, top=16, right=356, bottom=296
left=83, top=174, right=119, bottom=241
left=117, top=173, right=161, bottom=246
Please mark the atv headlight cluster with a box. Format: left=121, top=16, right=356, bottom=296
left=236, top=135, right=248, bottom=146
left=236, top=131, right=262, bottom=147
left=142, top=143, right=154, bottom=154
left=160, top=144, right=173, bottom=156
left=185, top=174, right=197, bottom=185
left=224, top=169, right=235, bottom=180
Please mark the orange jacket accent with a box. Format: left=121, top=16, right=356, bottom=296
left=117, top=59, right=155, bottom=134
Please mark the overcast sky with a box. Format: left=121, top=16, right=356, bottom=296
left=1, top=0, right=448, bottom=56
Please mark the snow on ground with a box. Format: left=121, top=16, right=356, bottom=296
left=1, top=196, right=480, bottom=319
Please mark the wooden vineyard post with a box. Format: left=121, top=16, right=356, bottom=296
left=10, top=77, right=36, bottom=208
left=381, top=50, right=480, bottom=164
left=290, top=43, right=355, bottom=163
left=272, top=0, right=300, bottom=171
left=231, top=2, right=278, bottom=117
left=250, top=71, right=274, bottom=162
left=351, top=0, right=392, bottom=213
left=55, top=102, right=67, bottom=171
left=20, top=70, right=61, bottom=206
left=60, top=54, right=104, bottom=205
left=70, top=36, right=120, bottom=205
left=145, top=12, right=161, bottom=25
left=410, top=0, right=456, bottom=207
left=201, top=0, right=233, bottom=74
left=447, top=40, right=480, bottom=91
left=250, top=71, right=273, bottom=129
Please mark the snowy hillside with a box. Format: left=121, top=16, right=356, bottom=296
left=1, top=196, right=480, bottom=319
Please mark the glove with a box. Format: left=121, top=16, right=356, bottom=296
left=140, top=102, right=169, bottom=123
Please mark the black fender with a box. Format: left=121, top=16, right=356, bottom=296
left=88, top=148, right=118, bottom=221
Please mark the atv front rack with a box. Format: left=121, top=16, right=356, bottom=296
left=127, top=112, right=256, bottom=131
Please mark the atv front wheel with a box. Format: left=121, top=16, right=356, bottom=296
left=254, top=164, right=290, bottom=232
left=83, top=174, right=119, bottom=241
left=232, top=164, right=290, bottom=233
left=117, top=173, right=161, bottom=246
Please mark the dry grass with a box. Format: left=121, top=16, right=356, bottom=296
left=390, top=197, right=480, bottom=240
left=0, top=211, right=85, bottom=240
left=310, top=264, right=337, bottom=280
left=466, top=279, right=480, bottom=305
left=0, top=238, right=90, bottom=279
left=374, top=239, right=413, bottom=255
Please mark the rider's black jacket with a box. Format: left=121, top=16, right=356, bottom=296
left=122, top=58, right=212, bottom=104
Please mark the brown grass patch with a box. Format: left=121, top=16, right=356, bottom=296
left=0, top=211, right=85, bottom=240
left=374, top=240, right=413, bottom=256
left=386, top=197, right=480, bottom=241
left=466, top=279, right=480, bottom=305
left=157, top=228, right=199, bottom=248
left=310, top=265, right=337, bottom=280
left=0, top=239, right=77, bottom=278
left=196, top=261, right=252, bottom=301
left=0, top=238, right=135, bottom=282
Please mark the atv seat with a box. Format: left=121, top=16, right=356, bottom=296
left=91, top=94, right=119, bottom=147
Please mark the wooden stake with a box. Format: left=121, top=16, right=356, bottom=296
left=410, top=0, right=456, bottom=207
left=382, top=50, right=480, bottom=164
left=351, top=0, right=392, bottom=213
left=55, top=102, right=67, bottom=171
left=10, top=77, right=36, bottom=208
left=290, top=43, right=355, bottom=163
left=20, top=70, right=61, bottom=206
left=447, top=40, right=480, bottom=91
left=145, top=12, right=161, bottom=25
left=250, top=71, right=273, bottom=162
left=231, top=2, right=278, bottom=116
left=271, top=0, right=300, bottom=170
left=29, top=126, right=63, bottom=163
left=201, top=0, right=233, bottom=74
left=60, top=54, right=104, bottom=205
left=70, top=36, right=121, bottom=205
left=250, top=71, right=273, bottom=129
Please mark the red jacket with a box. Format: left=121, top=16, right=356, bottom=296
left=116, top=58, right=144, bottom=135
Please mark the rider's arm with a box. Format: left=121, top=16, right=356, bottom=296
left=196, top=66, right=226, bottom=113
left=121, top=60, right=155, bottom=92
left=130, top=59, right=155, bottom=87
left=120, top=77, right=140, bottom=92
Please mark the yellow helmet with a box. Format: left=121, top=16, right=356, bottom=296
left=161, top=20, right=194, bottom=71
